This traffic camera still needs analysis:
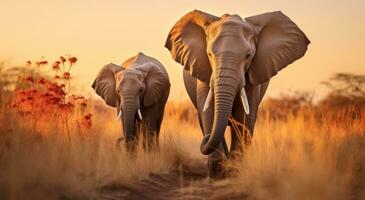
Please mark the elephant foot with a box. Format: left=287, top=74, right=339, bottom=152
left=125, top=137, right=138, bottom=153
left=223, top=165, right=239, bottom=177
left=207, top=158, right=226, bottom=179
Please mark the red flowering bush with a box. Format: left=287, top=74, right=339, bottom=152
left=10, top=55, right=92, bottom=134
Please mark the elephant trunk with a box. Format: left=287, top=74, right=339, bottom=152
left=200, top=64, right=239, bottom=155
left=121, top=102, right=138, bottom=150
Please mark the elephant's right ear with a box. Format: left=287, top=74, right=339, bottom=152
left=165, top=10, right=219, bottom=83
left=92, top=63, right=124, bottom=107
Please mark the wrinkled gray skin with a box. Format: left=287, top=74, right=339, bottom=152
left=183, top=71, right=269, bottom=176
left=165, top=10, right=310, bottom=178
left=92, top=52, right=170, bottom=151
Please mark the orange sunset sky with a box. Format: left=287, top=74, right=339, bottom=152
left=0, top=0, right=364, bottom=101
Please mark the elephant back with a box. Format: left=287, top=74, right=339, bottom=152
left=122, top=52, right=168, bottom=78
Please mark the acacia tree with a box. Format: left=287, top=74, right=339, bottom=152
left=320, top=73, right=365, bottom=111
left=322, top=73, right=365, bottom=97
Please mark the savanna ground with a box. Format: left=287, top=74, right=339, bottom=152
left=0, top=59, right=365, bottom=200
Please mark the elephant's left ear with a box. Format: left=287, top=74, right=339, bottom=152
left=245, top=11, right=310, bottom=85
left=138, top=63, right=170, bottom=107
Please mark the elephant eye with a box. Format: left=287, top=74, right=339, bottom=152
left=207, top=52, right=212, bottom=57
left=246, top=53, right=251, bottom=59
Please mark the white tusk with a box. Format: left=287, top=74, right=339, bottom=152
left=116, top=110, right=122, bottom=121
left=137, top=109, right=143, bottom=120
left=203, top=89, right=213, bottom=112
left=240, top=87, right=250, bottom=115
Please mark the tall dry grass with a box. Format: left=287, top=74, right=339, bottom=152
left=0, top=100, right=204, bottom=199
left=1, top=60, right=364, bottom=199
left=223, top=107, right=365, bottom=200
left=2, top=101, right=364, bottom=200
left=0, top=58, right=203, bottom=199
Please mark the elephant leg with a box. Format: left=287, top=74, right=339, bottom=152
left=140, top=105, right=161, bottom=151
left=196, top=79, right=228, bottom=178
left=140, top=122, right=158, bottom=151
left=154, top=88, right=170, bottom=149
left=229, top=81, right=269, bottom=159
left=183, top=70, right=204, bottom=131
left=245, top=81, right=270, bottom=135
left=230, top=95, right=245, bottom=159
left=259, top=81, right=270, bottom=102
left=183, top=70, right=198, bottom=108
left=184, top=71, right=228, bottom=178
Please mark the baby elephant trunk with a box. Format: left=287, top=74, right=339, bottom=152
left=121, top=103, right=138, bottom=151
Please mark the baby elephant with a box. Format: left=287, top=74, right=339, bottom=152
left=92, top=52, right=170, bottom=150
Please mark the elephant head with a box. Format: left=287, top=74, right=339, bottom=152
left=165, top=10, right=310, bottom=155
left=92, top=53, right=170, bottom=149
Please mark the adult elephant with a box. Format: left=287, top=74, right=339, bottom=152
left=165, top=10, right=310, bottom=177
left=92, top=52, right=170, bottom=151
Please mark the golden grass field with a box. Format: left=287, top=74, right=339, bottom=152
left=0, top=61, right=364, bottom=200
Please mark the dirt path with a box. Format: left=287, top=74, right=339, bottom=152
left=97, top=159, right=247, bottom=200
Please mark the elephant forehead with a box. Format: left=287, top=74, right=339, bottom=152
left=213, top=15, right=253, bottom=31
left=118, top=78, right=143, bottom=91
left=220, top=13, right=242, bottom=20
left=116, top=70, right=143, bottom=81
left=209, top=19, right=244, bottom=35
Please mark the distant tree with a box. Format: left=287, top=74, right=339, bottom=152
left=260, top=91, right=314, bottom=120
left=320, top=73, right=365, bottom=113
left=258, top=73, right=365, bottom=120
left=322, top=73, right=365, bottom=97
